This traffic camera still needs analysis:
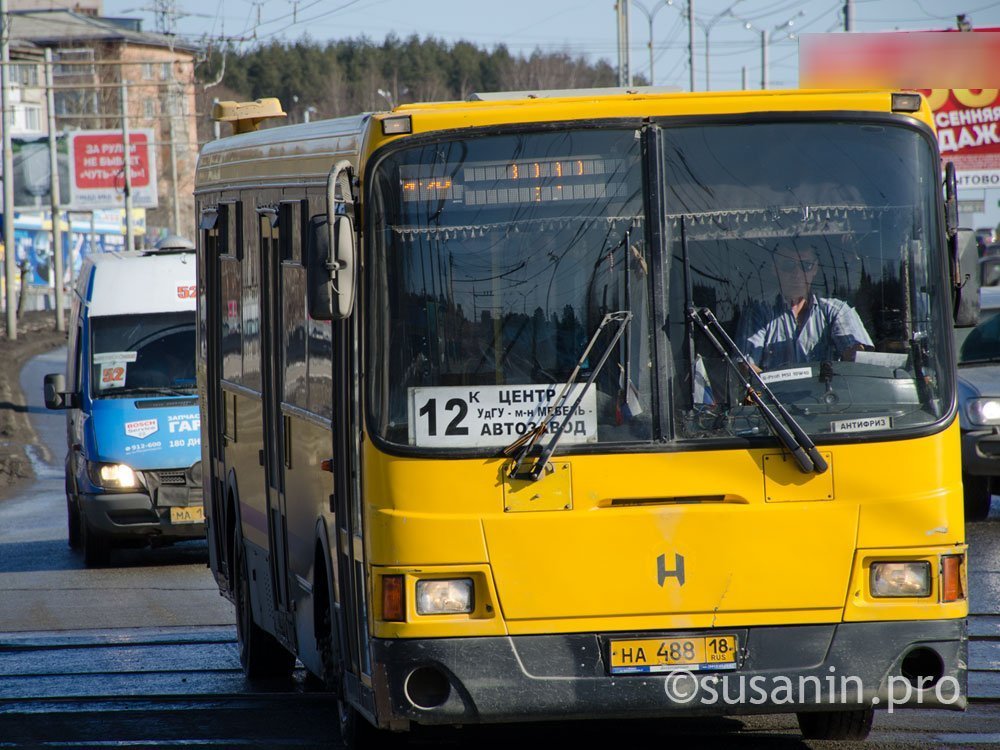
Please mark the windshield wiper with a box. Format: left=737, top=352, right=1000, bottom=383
left=687, top=306, right=828, bottom=475
left=118, top=386, right=194, bottom=398
left=502, top=310, right=632, bottom=481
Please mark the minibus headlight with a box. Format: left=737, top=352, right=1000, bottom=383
left=87, top=461, right=139, bottom=490
left=870, top=561, right=931, bottom=598
left=967, top=398, right=1000, bottom=426
left=416, top=579, right=473, bottom=615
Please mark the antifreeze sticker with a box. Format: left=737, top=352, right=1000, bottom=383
left=125, top=418, right=159, bottom=439
left=831, top=415, right=891, bottom=433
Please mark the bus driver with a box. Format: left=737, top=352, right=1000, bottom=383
left=737, top=240, right=873, bottom=372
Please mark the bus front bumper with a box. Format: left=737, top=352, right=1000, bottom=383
left=373, top=619, right=966, bottom=725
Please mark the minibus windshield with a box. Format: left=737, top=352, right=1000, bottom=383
left=90, top=312, right=196, bottom=396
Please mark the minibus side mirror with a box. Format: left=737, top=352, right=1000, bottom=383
left=43, top=373, right=76, bottom=410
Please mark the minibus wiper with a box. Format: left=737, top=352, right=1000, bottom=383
left=502, top=310, right=632, bottom=482
left=686, top=306, right=828, bottom=475
left=120, top=386, right=194, bottom=398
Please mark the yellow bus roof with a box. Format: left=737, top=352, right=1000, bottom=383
left=195, top=88, right=932, bottom=194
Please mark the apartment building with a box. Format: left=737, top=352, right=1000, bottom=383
left=9, top=9, right=199, bottom=241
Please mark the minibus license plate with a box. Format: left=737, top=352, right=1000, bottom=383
left=170, top=505, right=205, bottom=524
left=609, top=635, right=737, bottom=674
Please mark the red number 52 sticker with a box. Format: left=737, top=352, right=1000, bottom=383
left=101, top=365, right=126, bottom=387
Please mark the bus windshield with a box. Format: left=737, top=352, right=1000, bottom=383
left=91, top=312, right=197, bottom=396
left=663, top=121, right=951, bottom=441
left=369, top=128, right=650, bottom=449
left=368, top=121, right=952, bottom=452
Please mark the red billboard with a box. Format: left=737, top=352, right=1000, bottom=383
left=68, top=129, right=158, bottom=209
left=917, top=88, right=1000, bottom=188
left=799, top=30, right=1000, bottom=188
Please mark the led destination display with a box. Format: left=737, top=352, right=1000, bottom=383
left=400, top=156, right=629, bottom=206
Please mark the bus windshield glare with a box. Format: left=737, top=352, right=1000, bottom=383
left=368, top=122, right=951, bottom=451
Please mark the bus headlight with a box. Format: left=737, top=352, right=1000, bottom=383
left=967, top=398, right=1000, bottom=426
left=87, top=461, right=140, bottom=490
left=870, top=561, right=931, bottom=598
left=416, top=579, right=473, bottom=615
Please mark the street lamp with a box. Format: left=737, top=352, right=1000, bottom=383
left=733, top=11, right=804, bottom=89
left=376, top=88, right=394, bottom=109
left=631, top=0, right=675, bottom=86
left=693, top=0, right=744, bottom=91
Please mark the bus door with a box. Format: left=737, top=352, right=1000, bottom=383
left=326, top=173, right=372, bottom=697
left=258, top=207, right=294, bottom=645
left=332, top=317, right=371, bottom=695
left=200, top=203, right=227, bottom=579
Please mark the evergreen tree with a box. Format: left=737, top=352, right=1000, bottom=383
left=196, top=34, right=618, bottom=136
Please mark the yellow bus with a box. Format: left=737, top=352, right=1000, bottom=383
left=194, top=88, right=969, bottom=744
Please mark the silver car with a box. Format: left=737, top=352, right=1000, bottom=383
left=957, top=311, right=1000, bottom=520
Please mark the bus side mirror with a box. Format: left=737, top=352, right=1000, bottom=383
left=306, top=212, right=356, bottom=321
left=312, top=159, right=357, bottom=321
left=43, top=372, right=76, bottom=410
left=955, top=228, right=980, bottom=327
left=946, top=162, right=980, bottom=327
left=330, top=212, right=356, bottom=319
left=306, top=214, right=334, bottom=320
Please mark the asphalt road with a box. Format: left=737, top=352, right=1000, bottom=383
left=0, top=347, right=232, bottom=632
left=2, top=348, right=1000, bottom=748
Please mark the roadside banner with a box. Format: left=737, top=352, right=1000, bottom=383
left=918, top=88, right=1000, bottom=188
left=799, top=29, right=1000, bottom=186
left=68, top=129, right=158, bottom=209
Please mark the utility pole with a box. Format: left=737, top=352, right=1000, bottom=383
left=168, top=98, right=180, bottom=235
left=844, top=0, right=854, bottom=32
left=45, top=48, right=64, bottom=331
left=1, top=0, right=16, bottom=339
left=616, top=1, right=631, bottom=87
left=687, top=0, right=696, bottom=92
left=120, top=79, right=135, bottom=251
left=631, top=1, right=677, bottom=88
left=153, top=0, right=178, bottom=35
left=761, top=29, right=768, bottom=89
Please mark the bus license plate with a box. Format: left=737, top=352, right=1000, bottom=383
left=609, top=635, right=738, bottom=674
left=169, top=505, right=205, bottom=524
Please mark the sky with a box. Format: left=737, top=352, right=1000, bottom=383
left=101, top=0, right=1000, bottom=91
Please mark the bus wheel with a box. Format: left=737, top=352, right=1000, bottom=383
left=316, top=599, right=339, bottom=692
left=233, top=531, right=296, bottom=679
left=81, top=517, right=111, bottom=567
left=796, top=708, right=874, bottom=741
left=67, top=495, right=81, bottom=549
left=963, top=473, right=992, bottom=521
